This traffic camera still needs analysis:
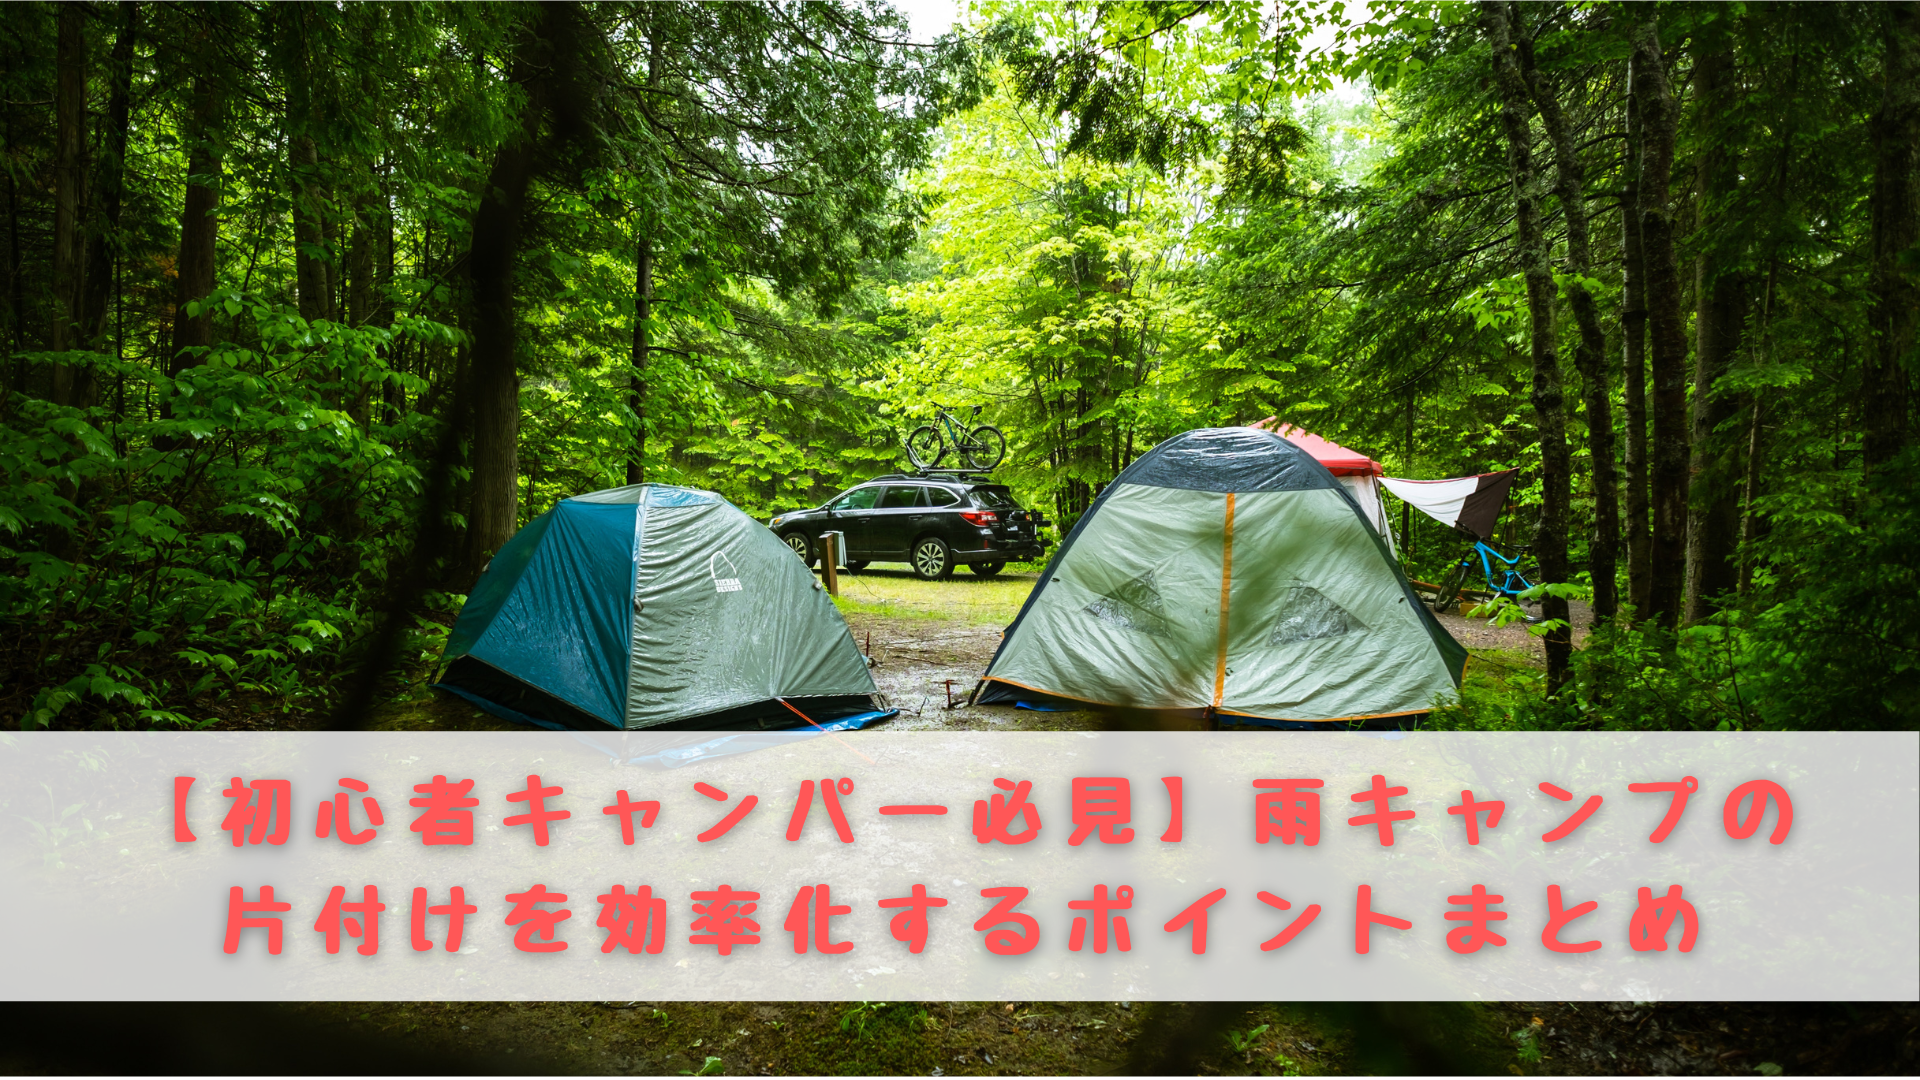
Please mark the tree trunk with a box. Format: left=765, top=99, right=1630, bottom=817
left=626, top=26, right=663, bottom=488
left=1865, top=0, right=1920, bottom=474
left=346, top=195, right=375, bottom=323
left=382, top=175, right=403, bottom=426
left=464, top=9, right=559, bottom=580
left=291, top=133, right=334, bottom=324
left=1484, top=0, right=1572, bottom=690
left=282, top=5, right=334, bottom=326
left=1622, top=59, right=1653, bottom=619
left=80, top=2, right=139, bottom=369
left=346, top=184, right=383, bottom=427
left=1402, top=392, right=1415, bottom=558
left=167, top=72, right=221, bottom=382
left=50, top=3, right=87, bottom=405
left=626, top=231, right=652, bottom=487
left=1632, top=19, right=1689, bottom=630
left=1518, top=10, right=1617, bottom=622
left=5, top=150, right=19, bottom=402
left=1738, top=396, right=1765, bottom=593
left=1684, top=45, right=1747, bottom=624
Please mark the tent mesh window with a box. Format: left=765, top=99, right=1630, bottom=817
left=1083, top=569, right=1172, bottom=636
left=1269, top=585, right=1366, bottom=645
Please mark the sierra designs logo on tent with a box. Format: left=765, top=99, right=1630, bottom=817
left=709, top=551, right=742, bottom=593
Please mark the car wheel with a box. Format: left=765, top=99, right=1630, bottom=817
left=911, top=536, right=953, bottom=580
left=845, top=560, right=870, bottom=573
left=968, top=560, right=1005, bottom=576
left=783, top=532, right=816, bottom=567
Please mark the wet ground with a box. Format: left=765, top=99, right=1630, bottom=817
left=1488, top=1001, right=1920, bottom=1077
left=6, top=998, right=1911, bottom=1075
left=832, top=565, right=1585, bottom=730
left=0, top=999, right=1382, bottom=1076
left=1431, top=597, right=1596, bottom=660
left=237, top=568, right=1920, bottom=1078
left=355, top=565, right=1584, bottom=735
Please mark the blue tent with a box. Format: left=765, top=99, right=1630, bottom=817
left=437, top=484, right=890, bottom=731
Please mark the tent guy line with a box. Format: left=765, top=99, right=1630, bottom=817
left=779, top=696, right=877, bottom=765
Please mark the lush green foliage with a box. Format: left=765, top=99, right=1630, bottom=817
left=2, top=0, right=1914, bottom=729
left=1, top=296, right=456, bottom=727
left=988, top=0, right=1916, bottom=727
left=1435, top=448, right=1920, bottom=730
left=0, top=1, right=967, bottom=727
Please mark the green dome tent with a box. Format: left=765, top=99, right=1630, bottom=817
left=437, top=484, right=889, bottom=731
left=973, top=428, right=1466, bottom=726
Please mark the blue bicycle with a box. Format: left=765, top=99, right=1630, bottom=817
left=1433, top=540, right=1543, bottom=622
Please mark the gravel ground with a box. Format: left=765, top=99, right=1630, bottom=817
left=1430, top=597, right=1596, bottom=660
left=835, top=564, right=1575, bottom=729
left=365, top=564, right=1570, bottom=734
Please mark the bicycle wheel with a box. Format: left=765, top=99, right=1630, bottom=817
left=1434, top=560, right=1472, bottom=613
left=1509, top=566, right=1545, bottom=622
left=961, top=425, right=1005, bottom=470
left=905, top=425, right=943, bottom=468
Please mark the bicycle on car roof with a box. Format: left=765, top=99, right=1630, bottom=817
left=904, top=403, right=1005, bottom=471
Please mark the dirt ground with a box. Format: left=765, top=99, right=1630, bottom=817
left=360, top=563, right=1576, bottom=734
left=11, top=998, right=1909, bottom=1076
left=824, top=565, right=1584, bottom=732
left=0, top=1000, right=1430, bottom=1076
left=224, top=566, right=1909, bottom=1078
left=1487, top=1001, right=1920, bottom=1077
left=1431, top=597, right=1596, bottom=661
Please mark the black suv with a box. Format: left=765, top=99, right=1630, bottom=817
left=769, top=474, right=1051, bottom=580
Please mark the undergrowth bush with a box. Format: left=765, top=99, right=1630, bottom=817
left=1434, top=449, right=1920, bottom=730
left=0, top=293, right=457, bottom=729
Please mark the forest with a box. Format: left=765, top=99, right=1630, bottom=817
left=0, top=0, right=1915, bottom=733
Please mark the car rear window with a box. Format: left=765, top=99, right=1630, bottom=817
left=969, top=486, right=1017, bottom=509
left=926, top=487, right=960, bottom=507
left=880, top=486, right=928, bottom=509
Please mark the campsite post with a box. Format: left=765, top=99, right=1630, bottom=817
left=821, top=532, right=840, bottom=596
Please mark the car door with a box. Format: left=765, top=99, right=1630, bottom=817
left=871, top=485, right=929, bottom=557
left=922, top=485, right=963, bottom=550
left=823, top=485, right=883, bottom=557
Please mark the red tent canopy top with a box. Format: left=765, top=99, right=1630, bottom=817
left=1248, top=418, right=1384, bottom=476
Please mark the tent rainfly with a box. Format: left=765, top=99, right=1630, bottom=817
left=1249, top=419, right=1397, bottom=554
left=1377, top=470, right=1520, bottom=543
left=437, top=484, right=890, bottom=731
left=974, top=428, right=1467, bottom=725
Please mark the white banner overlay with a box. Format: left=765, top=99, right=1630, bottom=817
left=1, top=731, right=1913, bottom=1002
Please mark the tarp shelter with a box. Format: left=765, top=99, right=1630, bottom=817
left=1378, top=470, right=1520, bottom=543
left=437, top=483, right=889, bottom=731
left=1249, top=419, right=1396, bottom=554
left=974, top=428, right=1467, bottom=725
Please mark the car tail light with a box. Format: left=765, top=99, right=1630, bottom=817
left=960, top=510, right=999, bottom=527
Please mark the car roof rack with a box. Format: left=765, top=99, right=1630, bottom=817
left=867, top=468, right=998, bottom=483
